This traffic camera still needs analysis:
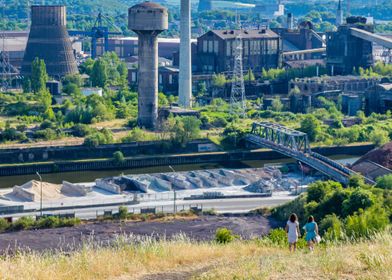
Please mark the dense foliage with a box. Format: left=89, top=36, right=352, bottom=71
left=272, top=177, right=392, bottom=240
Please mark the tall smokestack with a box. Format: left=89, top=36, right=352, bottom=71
left=179, top=0, right=192, bottom=108
left=287, top=13, right=294, bottom=29
left=22, top=5, right=78, bottom=78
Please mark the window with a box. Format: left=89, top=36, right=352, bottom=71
left=208, top=40, right=213, bottom=53
left=159, top=74, right=162, bottom=85
left=214, top=40, right=219, bottom=54
left=169, top=74, right=173, bottom=85
left=131, top=72, right=136, bottom=82
left=203, top=40, right=208, bottom=52
left=244, top=40, right=249, bottom=55
left=226, top=41, right=231, bottom=56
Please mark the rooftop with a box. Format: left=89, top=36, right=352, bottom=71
left=206, top=29, right=279, bottom=40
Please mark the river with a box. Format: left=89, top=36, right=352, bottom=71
left=0, top=155, right=359, bottom=189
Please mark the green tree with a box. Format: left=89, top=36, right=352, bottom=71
left=244, top=69, right=255, bottom=81
left=271, top=97, right=283, bottom=112
left=369, top=130, right=389, bottom=147
left=212, top=73, right=227, bottom=87
left=30, top=57, right=48, bottom=93
left=113, top=151, right=125, bottom=165
left=299, top=115, right=321, bottom=142
left=375, top=174, right=392, bottom=190
left=91, top=59, right=108, bottom=87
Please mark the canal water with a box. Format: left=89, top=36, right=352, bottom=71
left=0, top=155, right=359, bottom=189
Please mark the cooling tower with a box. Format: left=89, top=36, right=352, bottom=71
left=21, top=5, right=78, bottom=78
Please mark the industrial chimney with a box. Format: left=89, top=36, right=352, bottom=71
left=21, top=5, right=78, bottom=78
left=179, top=0, right=192, bottom=108
left=128, top=2, right=168, bottom=129
left=287, top=13, right=294, bottom=29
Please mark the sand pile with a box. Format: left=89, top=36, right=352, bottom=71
left=9, top=180, right=63, bottom=202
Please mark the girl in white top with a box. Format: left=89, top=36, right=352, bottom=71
left=285, top=213, right=301, bottom=252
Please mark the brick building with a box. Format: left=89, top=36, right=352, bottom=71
left=193, top=29, right=282, bottom=74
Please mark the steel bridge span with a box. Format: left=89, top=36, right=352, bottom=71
left=245, top=122, right=374, bottom=185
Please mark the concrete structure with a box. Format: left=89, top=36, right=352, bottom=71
left=365, top=83, right=392, bottom=114
left=254, top=1, right=284, bottom=19
left=336, top=0, right=344, bottom=26
left=289, top=75, right=380, bottom=95
left=198, top=0, right=212, bottom=12
left=128, top=65, right=179, bottom=95
left=286, top=13, right=294, bottom=30
left=179, top=0, right=192, bottom=107
left=194, top=29, right=281, bottom=74
left=327, top=16, right=392, bottom=75
left=21, top=5, right=78, bottom=78
left=128, top=2, right=168, bottom=129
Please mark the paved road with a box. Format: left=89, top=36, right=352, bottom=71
left=51, top=192, right=295, bottom=219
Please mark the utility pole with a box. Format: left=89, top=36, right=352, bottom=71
left=36, top=172, right=43, bottom=217
left=168, top=165, right=177, bottom=214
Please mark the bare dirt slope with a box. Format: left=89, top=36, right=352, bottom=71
left=0, top=214, right=277, bottom=253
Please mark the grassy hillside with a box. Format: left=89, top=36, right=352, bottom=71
left=0, top=231, right=390, bottom=280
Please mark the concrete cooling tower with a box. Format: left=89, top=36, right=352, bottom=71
left=21, top=5, right=78, bottom=78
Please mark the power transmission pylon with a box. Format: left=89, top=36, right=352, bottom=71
left=230, top=25, right=246, bottom=118
left=0, top=0, right=11, bottom=91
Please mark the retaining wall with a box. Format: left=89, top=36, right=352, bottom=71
left=0, top=144, right=375, bottom=177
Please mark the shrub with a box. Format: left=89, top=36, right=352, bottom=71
left=307, top=181, right=342, bottom=203
left=375, top=174, right=392, bottom=190
left=264, top=228, right=287, bottom=247
left=215, top=227, right=237, bottom=244
left=11, top=216, right=35, bottom=231
left=36, top=216, right=61, bottom=228
left=342, top=188, right=375, bottom=217
left=272, top=195, right=307, bottom=224
left=113, top=151, right=125, bottom=165
left=345, top=206, right=389, bottom=239
left=72, top=124, right=93, bottom=137
left=59, top=217, right=81, bottom=227
left=319, top=214, right=344, bottom=241
left=0, top=218, right=9, bottom=232
left=118, top=206, right=128, bottom=220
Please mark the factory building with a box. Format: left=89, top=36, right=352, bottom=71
left=193, top=28, right=281, bottom=74
left=326, top=16, right=374, bottom=75
left=289, top=75, right=380, bottom=95
left=272, top=21, right=324, bottom=59
left=95, top=37, right=196, bottom=60
left=365, top=83, right=392, bottom=114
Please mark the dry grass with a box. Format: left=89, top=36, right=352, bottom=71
left=0, top=232, right=390, bottom=280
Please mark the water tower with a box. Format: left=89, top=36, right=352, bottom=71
left=128, top=2, right=168, bottom=129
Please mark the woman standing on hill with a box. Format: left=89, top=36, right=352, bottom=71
left=304, top=215, right=319, bottom=251
left=285, top=213, right=300, bottom=252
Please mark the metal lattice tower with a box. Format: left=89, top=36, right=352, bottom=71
left=0, top=0, right=11, bottom=91
left=230, top=28, right=246, bottom=118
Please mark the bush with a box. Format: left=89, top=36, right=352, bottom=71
left=264, top=228, right=287, bottom=247
left=215, top=227, right=237, bottom=244
left=342, top=188, right=375, bottom=217
left=319, top=214, right=344, bottom=241
left=0, top=218, right=9, bottom=232
left=11, top=216, right=35, bottom=231
left=345, top=206, right=389, bottom=239
left=118, top=206, right=128, bottom=220
left=307, top=181, right=342, bottom=203
left=72, top=124, right=94, bottom=137
left=113, top=151, right=125, bottom=165
left=376, top=174, right=392, bottom=190
left=59, top=217, right=81, bottom=227
left=36, top=216, right=60, bottom=228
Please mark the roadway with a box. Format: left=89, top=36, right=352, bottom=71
left=0, top=192, right=296, bottom=220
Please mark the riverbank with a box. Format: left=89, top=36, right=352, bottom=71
left=0, top=143, right=374, bottom=180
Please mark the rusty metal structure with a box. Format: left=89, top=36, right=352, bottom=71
left=21, top=5, right=78, bottom=79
